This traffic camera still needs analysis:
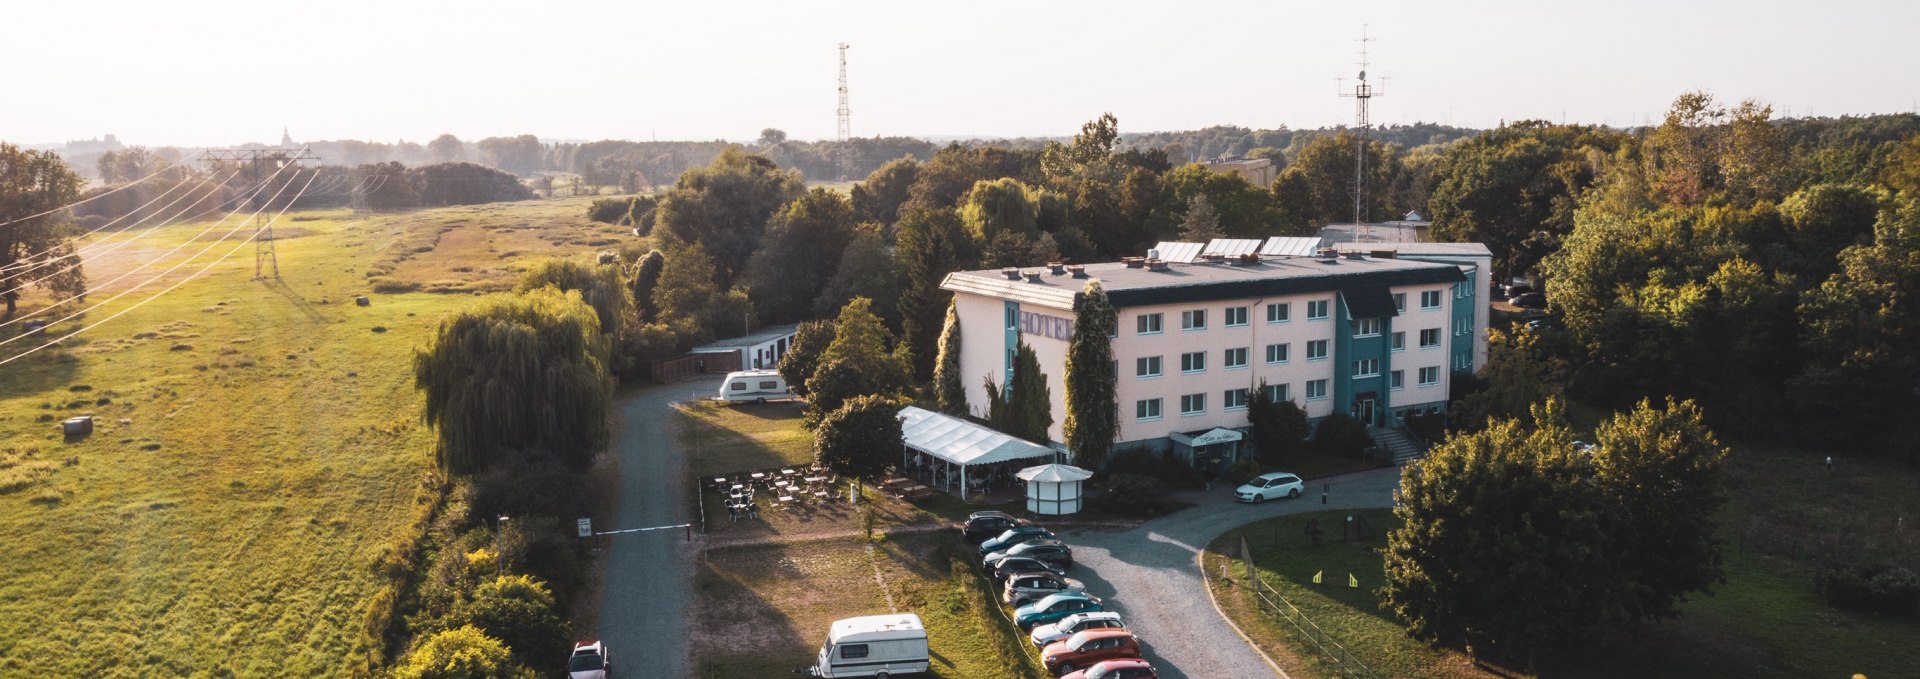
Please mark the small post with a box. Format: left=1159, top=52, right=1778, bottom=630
left=494, top=515, right=510, bottom=578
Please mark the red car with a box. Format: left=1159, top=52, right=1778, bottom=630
left=1041, top=629, right=1141, bottom=676
left=1060, top=658, right=1157, bottom=679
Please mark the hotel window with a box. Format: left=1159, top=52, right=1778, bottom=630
left=1306, top=379, right=1329, bottom=400
left=1352, top=317, right=1382, bottom=337
left=1136, top=356, right=1162, bottom=378
left=1006, top=306, right=1017, bottom=329
left=1307, top=300, right=1330, bottom=320
left=1391, top=331, right=1405, bottom=351
left=1266, top=302, right=1290, bottom=323
left=1394, top=292, right=1406, bottom=313
left=1455, top=316, right=1470, bottom=336
left=1136, top=398, right=1163, bottom=421
left=1224, top=388, right=1250, bottom=411
left=1420, top=328, right=1441, bottom=348
left=1182, top=309, right=1207, bottom=331
left=1265, top=343, right=1290, bottom=364
left=1137, top=313, right=1163, bottom=335
left=1421, top=290, right=1442, bottom=309
left=1353, top=358, right=1380, bottom=377
left=1419, top=366, right=1440, bottom=386
left=1225, top=306, right=1248, bottom=326
left=1224, top=347, right=1249, bottom=369
left=1306, top=340, right=1329, bottom=360
left=1264, top=383, right=1291, bottom=403
left=1180, top=393, right=1207, bottom=415
left=1180, top=351, right=1206, bottom=373
left=1391, top=370, right=1405, bottom=390
left=1110, top=360, right=1118, bottom=379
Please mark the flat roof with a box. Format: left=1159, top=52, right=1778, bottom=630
left=1333, top=242, right=1493, bottom=258
left=690, top=323, right=799, bottom=352
left=942, top=256, right=1465, bottom=311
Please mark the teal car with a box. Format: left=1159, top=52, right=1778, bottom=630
left=1013, top=591, right=1104, bottom=630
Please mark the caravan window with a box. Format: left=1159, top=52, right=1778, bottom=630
left=839, top=643, right=869, bottom=659
left=759, top=381, right=779, bottom=390
left=731, top=382, right=747, bottom=391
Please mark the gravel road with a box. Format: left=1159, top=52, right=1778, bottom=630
left=591, top=376, right=721, bottom=678
left=1062, top=468, right=1403, bottom=679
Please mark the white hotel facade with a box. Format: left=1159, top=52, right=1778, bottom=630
left=940, top=241, right=1490, bottom=469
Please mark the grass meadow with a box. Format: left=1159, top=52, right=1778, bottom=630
left=0, top=196, right=629, bottom=675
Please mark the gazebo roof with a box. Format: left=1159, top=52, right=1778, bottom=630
left=899, top=406, right=1058, bottom=467
left=1016, top=463, right=1094, bottom=483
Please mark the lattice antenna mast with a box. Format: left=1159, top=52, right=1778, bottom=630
left=1337, top=25, right=1385, bottom=240
left=197, top=147, right=318, bottom=279
left=836, top=42, right=852, bottom=180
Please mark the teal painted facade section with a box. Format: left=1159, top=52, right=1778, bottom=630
left=1002, top=300, right=1020, bottom=391
left=1333, top=293, right=1393, bottom=426
left=1451, top=267, right=1477, bottom=375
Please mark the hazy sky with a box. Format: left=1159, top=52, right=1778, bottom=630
left=6, top=0, right=1917, bottom=147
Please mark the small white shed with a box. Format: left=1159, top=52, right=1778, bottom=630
left=1016, top=463, right=1093, bottom=515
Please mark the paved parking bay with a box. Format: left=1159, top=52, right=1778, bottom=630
left=1061, top=468, right=1402, bottom=678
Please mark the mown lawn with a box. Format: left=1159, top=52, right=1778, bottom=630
left=692, top=534, right=1046, bottom=678
left=0, top=198, right=630, bottom=675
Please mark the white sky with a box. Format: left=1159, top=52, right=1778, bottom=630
left=5, top=0, right=1917, bottom=147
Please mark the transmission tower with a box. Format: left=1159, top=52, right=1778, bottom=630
left=197, top=147, right=318, bottom=279
left=348, top=167, right=370, bottom=217
left=836, top=42, right=852, bottom=180
left=1338, top=25, right=1385, bottom=241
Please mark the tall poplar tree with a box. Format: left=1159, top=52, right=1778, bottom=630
left=1063, top=281, right=1118, bottom=468
left=989, top=340, right=1052, bottom=442
left=932, top=301, right=967, bottom=415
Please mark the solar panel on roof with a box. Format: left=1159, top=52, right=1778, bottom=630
left=1260, top=236, right=1325, bottom=257
left=1150, top=241, right=1205, bottom=263
left=1203, top=239, right=1263, bottom=257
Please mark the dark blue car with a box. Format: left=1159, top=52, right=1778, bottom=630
left=979, top=525, right=1054, bottom=556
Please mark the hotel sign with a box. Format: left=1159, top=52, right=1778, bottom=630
left=1020, top=311, right=1075, bottom=341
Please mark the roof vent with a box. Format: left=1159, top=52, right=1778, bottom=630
left=1371, top=249, right=1397, bottom=259
left=1002, top=267, right=1020, bottom=280
left=1230, top=253, right=1260, bottom=266
left=1123, top=257, right=1145, bottom=269
left=1147, top=248, right=1161, bottom=259
left=1067, top=265, right=1088, bottom=278
left=1047, top=262, right=1066, bottom=275
left=1022, top=271, right=1043, bottom=282
left=1202, top=253, right=1226, bottom=264
left=1146, top=258, right=1170, bottom=272
left=1344, top=251, right=1366, bottom=261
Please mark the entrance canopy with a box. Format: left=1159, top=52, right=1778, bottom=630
left=1173, top=427, right=1244, bottom=447
left=899, top=406, right=1060, bottom=499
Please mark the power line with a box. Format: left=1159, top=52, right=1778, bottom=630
left=0, top=171, right=316, bottom=367
left=0, top=168, right=241, bottom=277
left=0, top=166, right=287, bottom=316
left=0, top=168, right=303, bottom=341
left=0, top=157, right=197, bottom=228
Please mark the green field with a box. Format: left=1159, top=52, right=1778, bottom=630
left=0, top=197, right=626, bottom=675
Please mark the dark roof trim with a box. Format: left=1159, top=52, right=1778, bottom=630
left=1103, top=266, right=1464, bottom=308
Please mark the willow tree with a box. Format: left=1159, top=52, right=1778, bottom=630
left=414, top=287, right=613, bottom=474
left=932, top=301, right=967, bottom=415
left=1063, top=281, right=1117, bottom=468
left=1, top=143, right=86, bottom=317
left=516, top=257, right=636, bottom=372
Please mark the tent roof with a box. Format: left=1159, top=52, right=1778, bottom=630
left=1016, top=463, right=1094, bottom=483
left=900, top=406, right=1058, bottom=467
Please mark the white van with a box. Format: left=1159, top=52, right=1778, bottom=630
left=716, top=369, right=791, bottom=403
left=809, top=614, right=929, bottom=678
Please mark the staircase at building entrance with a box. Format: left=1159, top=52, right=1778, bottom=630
left=1370, top=426, right=1427, bottom=465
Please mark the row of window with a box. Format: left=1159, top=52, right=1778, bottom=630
left=1129, top=291, right=1446, bottom=337
left=1132, top=368, right=1444, bottom=422
left=1129, top=332, right=1445, bottom=379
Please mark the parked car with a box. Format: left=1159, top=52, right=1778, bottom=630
left=1042, top=629, right=1142, bottom=675
left=992, top=556, right=1068, bottom=582
left=1234, top=472, right=1303, bottom=503
left=1509, top=292, right=1547, bottom=308
left=979, top=524, right=1055, bottom=556
left=1014, top=592, right=1104, bottom=630
left=567, top=640, right=609, bottom=679
left=1060, top=658, right=1159, bottom=679
left=1507, top=282, right=1535, bottom=296
left=985, top=540, right=1074, bottom=570
left=1004, top=573, right=1087, bottom=606
left=1520, top=308, right=1549, bottom=320
left=962, top=511, right=1024, bottom=543
left=1030, top=611, right=1126, bottom=648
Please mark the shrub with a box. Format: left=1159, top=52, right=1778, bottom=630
left=394, top=625, right=528, bottom=679
left=1225, top=459, right=1262, bottom=486
left=451, top=575, right=569, bottom=666
left=1313, top=413, right=1369, bottom=457
left=1817, top=564, right=1920, bottom=617
left=1106, top=447, right=1204, bottom=490
left=1088, top=474, right=1179, bottom=516
left=585, top=197, right=631, bottom=224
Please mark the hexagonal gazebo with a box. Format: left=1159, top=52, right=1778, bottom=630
left=1016, top=463, right=1094, bottom=515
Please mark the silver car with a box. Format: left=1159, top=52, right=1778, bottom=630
left=1003, top=573, right=1087, bottom=606
left=1029, top=611, right=1125, bottom=648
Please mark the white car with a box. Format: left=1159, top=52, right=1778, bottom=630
left=1235, top=472, right=1303, bottom=503
left=1029, top=611, right=1126, bottom=648
left=568, top=640, right=609, bottom=679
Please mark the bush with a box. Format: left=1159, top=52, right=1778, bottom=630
left=1313, top=413, right=1369, bottom=457
left=1817, top=564, right=1920, bottom=617
left=1106, top=447, right=1204, bottom=490
left=586, top=197, right=631, bottom=224
left=452, top=575, right=570, bottom=666
left=394, top=625, right=529, bottom=679
left=1225, top=459, right=1262, bottom=486
left=1087, top=474, right=1180, bottom=516
left=1405, top=411, right=1448, bottom=444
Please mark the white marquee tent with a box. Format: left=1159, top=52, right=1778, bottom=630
left=899, top=406, right=1060, bottom=498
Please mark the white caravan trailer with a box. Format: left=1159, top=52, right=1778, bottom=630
left=809, top=613, right=929, bottom=678
left=715, top=369, right=792, bottom=403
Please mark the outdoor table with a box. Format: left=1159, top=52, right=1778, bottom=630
left=813, top=490, right=829, bottom=500
left=778, top=495, right=795, bottom=504
left=713, top=476, right=726, bottom=485
left=781, top=468, right=797, bottom=476
left=804, top=476, right=828, bottom=484
left=730, top=484, right=744, bottom=491
left=774, top=480, right=789, bottom=489
left=751, top=472, right=767, bottom=480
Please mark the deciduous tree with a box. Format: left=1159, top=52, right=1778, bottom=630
left=988, top=340, right=1052, bottom=442
left=932, top=301, right=967, bottom=415
left=814, top=394, right=905, bottom=494
left=777, top=320, right=835, bottom=397
left=1246, top=380, right=1309, bottom=462
left=653, top=147, right=806, bottom=287
left=1064, top=281, right=1117, bottom=468
left=896, top=208, right=975, bottom=380
left=0, top=143, right=86, bottom=317
left=745, top=188, right=859, bottom=323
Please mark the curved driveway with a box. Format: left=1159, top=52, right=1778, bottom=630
left=1062, top=468, right=1402, bottom=679
left=592, top=376, right=722, bottom=678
